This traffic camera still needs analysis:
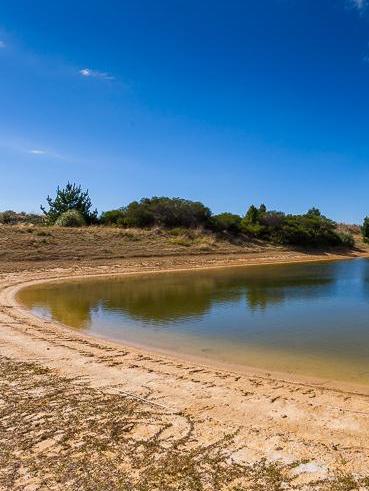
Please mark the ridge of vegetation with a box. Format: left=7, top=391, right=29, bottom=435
left=2, top=182, right=368, bottom=249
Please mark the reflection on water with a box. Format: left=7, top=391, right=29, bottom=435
left=18, top=259, right=369, bottom=384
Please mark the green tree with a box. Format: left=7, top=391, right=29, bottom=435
left=306, top=207, right=321, bottom=217
left=245, top=205, right=259, bottom=224
left=362, top=216, right=369, bottom=242
left=41, top=182, right=97, bottom=225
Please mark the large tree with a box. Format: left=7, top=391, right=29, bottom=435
left=41, top=182, right=98, bottom=224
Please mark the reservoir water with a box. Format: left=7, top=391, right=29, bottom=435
left=17, top=258, right=369, bottom=384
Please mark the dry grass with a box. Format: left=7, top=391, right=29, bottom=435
left=0, top=356, right=292, bottom=490
left=0, top=225, right=281, bottom=273
left=0, top=224, right=364, bottom=274
left=3, top=355, right=367, bottom=490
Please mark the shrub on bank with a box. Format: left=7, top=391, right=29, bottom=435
left=338, top=232, right=355, bottom=248
left=102, top=197, right=212, bottom=229
left=100, top=209, right=126, bottom=226
left=211, top=213, right=242, bottom=233
left=55, top=209, right=86, bottom=227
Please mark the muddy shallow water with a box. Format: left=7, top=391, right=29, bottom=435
left=18, top=258, right=369, bottom=384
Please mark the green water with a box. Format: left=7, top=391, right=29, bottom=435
left=17, top=258, right=369, bottom=384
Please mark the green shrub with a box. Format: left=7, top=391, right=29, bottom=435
left=0, top=210, right=18, bottom=224
left=338, top=232, right=355, bottom=248
left=107, top=197, right=212, bottom=229
left=100, top=209, right=126, bottom=226
left=240, top=221, right=264, bottom=237
left=55, top=209, right=86, bottom=227
left=211, top=213, right=242, bottom=233
left=276, top=214, right=340, bottom=247
left=362, top=216, right=369, bottom=242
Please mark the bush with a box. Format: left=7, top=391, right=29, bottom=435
left=0, top=210, right=18, bottom=224
left=338, top=232, right=355, bottom=248
left=41, top=182, right=97, bottom=225
left=211, top=213, right=242, bottom=233
left=100, top=209, right=126, bottom=226
left=276, top=213, right=341, bottom=247
left=240, top=221, right=264, bottom=237
left=238, top=204, right=351, bottom=248
left=108, top=197, right=212, bottom=229
left=0, top=210, right=44, bottom=225
left=55, top=209, right=86, bottom=227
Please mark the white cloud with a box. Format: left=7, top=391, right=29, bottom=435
left=0, top=41, right=6, bottom=48
left=350, top=0, right=368, bottom=11
left=29, top=149, right=47, bottom=155
left=79, top=67, right=115, bottom=81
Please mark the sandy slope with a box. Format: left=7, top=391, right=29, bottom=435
left=1, top=250, right=369, bottom=490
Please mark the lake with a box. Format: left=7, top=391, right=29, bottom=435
left=17, top=258, right=369, bottom=384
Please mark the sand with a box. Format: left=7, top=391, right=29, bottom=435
left=1, top=250, right=369, bottom=490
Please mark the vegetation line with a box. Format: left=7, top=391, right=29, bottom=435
left=2, top=181, right=369, bottom=249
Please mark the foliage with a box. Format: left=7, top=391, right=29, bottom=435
left=338, top=232, right=355, bottom=248
left=97, top=198, right=356, bottom=249
left=306, top=207, right=322, bottom=217
left=240, top=204, right=350, bottom=247
left=211, top=213, right=242, bottom=233
left=0, top=185, right=358, bottom=250
left=105, top=197, right=212, bottom=229
left=277, top=213, right=341, bottom=246
left=244, top=205, right=260, bottom=224
left=362, top=216, right=369, bottom=242
left=0, top=210, right=19, bottom=225
left=100, top=209, right=126, bottom=226
left=0, top=210, right=44, bottom=225
left=41, top=182, right=97, bottom=225
left=55, top=209, right=86, bottom=227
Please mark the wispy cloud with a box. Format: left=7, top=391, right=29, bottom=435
left=29, top=149, right=47, bottom=155
left=350, top=0, right=368, bottom=12
left=79, top=67, right=115, bottom=81
left=28, top=148, right=65, bottom=159
left=0, top=41, right=6, bottom=48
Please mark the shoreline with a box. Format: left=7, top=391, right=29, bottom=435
left=2, top=249, right=369, bottom=488
left=11, top=251, right=369, bottom=395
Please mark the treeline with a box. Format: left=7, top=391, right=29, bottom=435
left=1, top=182, right=366, bottom=249
left=100, top=200, right=354, bottom=248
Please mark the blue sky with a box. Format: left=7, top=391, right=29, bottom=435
left=1, top=0, right=369, bottom=222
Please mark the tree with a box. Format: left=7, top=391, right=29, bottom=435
left=245, top=205, right=259, bottom=224
left=306, top=207, right=321, bottom=217
left=41, top=182, right=97, bottom=225
left=362, top=216, right=369, bottom=242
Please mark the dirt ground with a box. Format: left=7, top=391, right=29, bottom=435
left=1, top=225, right=369, bottom=490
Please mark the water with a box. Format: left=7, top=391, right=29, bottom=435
left=17, top=258, right=369, bottom=384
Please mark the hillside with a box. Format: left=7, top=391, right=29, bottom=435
left=0, top=224, right=367, bottom=273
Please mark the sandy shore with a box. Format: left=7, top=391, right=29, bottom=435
left=1, top=250, right=369, bottom=490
